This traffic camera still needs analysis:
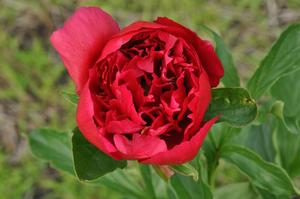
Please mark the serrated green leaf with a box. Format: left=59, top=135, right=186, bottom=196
left=201, top=25, right=240, bottom=87
left=221, top=145, right=298, bottom=196
left=72, top=127, right=127, bottom=181
left=204, top=87, right=257, bottom=126
left=247, top=24, right=300, bottom=99
left=28, top=128, right=74, bottom=174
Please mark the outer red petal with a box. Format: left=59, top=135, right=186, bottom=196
left=140, top=116, right=219, bottom=165
left=98, top=21, right=164, bottom=61
left=114, top=134, right=167, bottom=160
left=77, top=81, right=121, bottom=159
left=154, top=17, right=224, bottom=87
left=184, top=70, right=211, bottom=139
left=50, top=7, right=120, bottom=93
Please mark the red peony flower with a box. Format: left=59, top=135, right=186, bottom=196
left=51, top=7, right=224, bottom=165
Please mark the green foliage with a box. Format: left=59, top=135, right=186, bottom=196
left=0, top=153, right=41, bottom=199
left=0, top=39, right=68, bottom=101
left=276, top=122, right=300, bottom=178
left=270, top=69, right=300, bottom=135
left=29, top=128, right=74, bottom=175
left=94, top=169, right=147, bottom=199
left=28, top=127, right=150, bottom=199
left=205, top=88, right=257, bottom=126
left=214, top=182, right=258, bottom=199
left=170, top=174, right=213, bottom=199
left=72, top=128, right=127, bottom=181
left=139, top=165, right=157, bottom=199
left=247, top=24, right=300, bottom=99
left=221, top=145, right=298, bottom=197
left=170, top=163, right=199, bottom=181
left=232, top=119, right=276, bottom=162
left=201, top=25, right=240, bottom=87
left=271, top=100, right=300, bottom=134
left=271, top=69, right=300, bottom=117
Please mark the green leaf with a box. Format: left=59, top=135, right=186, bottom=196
left=62, top=91, right=78, bottom=105
left=254, top=186, right=286, bottom=199
left=170, top=174, right=213, bottom=199
left=93, top=169, right=146, bottom=199
left=190, top=150, right=209, bottom=183
left=204, top=87, right=257, bottom=126
left=210, top=123, right=241, bottom=146
left=276, top=122, right=300, bottom=177
left=214, top=182, right=259, bottom=199
left=139, top=165, right=157, bottom=199
left=28, top=128, right=74, bottom=175
left=271, top=69, right=300, bottom=117
left=201, top=25, right=240, bottom=87
left=231, top=119, right=276, bottom=162
left=254, top=100, right=275, bottom=125
left=170, top=163, right=198, bottom=181
left=221, top=145, right=298, bottom=196
left=167, top=187, right=178, bottom=199
left=271, top=101, right=300, bottom=134
left=270, top=69, right=300, bottom=135
left=247, top=24, right=300, bottom=99
left=202, top=136, right=219, bottom=185
left=29, top=128, right=146, bottom=198
left=152, top=165, right=171, bottom=181
left=72, top=127, right=127, bottom=181
left=202, top=123, right=241, bottom=185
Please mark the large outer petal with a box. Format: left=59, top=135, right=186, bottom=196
left=155, top=17, right=224, bottom=87
left=98, top=22, right=165, bottom=61
left=183, top=71, right=212, bottom=140
left=77, top=81, right=121, bottom=159
left=140, top=116, right=219, bottom=165
left=114, top=134, right=167, bottom=160
left=50, top=7, right=120, bottom=93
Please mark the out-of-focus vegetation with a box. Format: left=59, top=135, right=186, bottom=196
left=0, top=0, right=299, bottom=198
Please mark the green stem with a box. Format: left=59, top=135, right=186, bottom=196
left=140, top=164, right=157, bottom=199
left=207, top=133, right=219, bottom=189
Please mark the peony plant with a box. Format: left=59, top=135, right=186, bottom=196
left=29, top=6, right=300, bottom=199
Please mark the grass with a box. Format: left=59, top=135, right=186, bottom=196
left=0, top=0, right=299, bottom=198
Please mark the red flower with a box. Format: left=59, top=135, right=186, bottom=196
left=51, top=7, right=223, bottom=165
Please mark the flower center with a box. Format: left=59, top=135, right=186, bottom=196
left=91, top=30, right=202, bottom=149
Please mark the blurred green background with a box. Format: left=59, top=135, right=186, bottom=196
left=0, top=0, right=299, bottom=198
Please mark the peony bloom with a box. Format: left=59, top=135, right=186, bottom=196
left=51, top=7, right=223, bottom=165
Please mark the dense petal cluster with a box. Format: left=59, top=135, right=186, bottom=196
left=51, top=7, right=223, bottom=164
